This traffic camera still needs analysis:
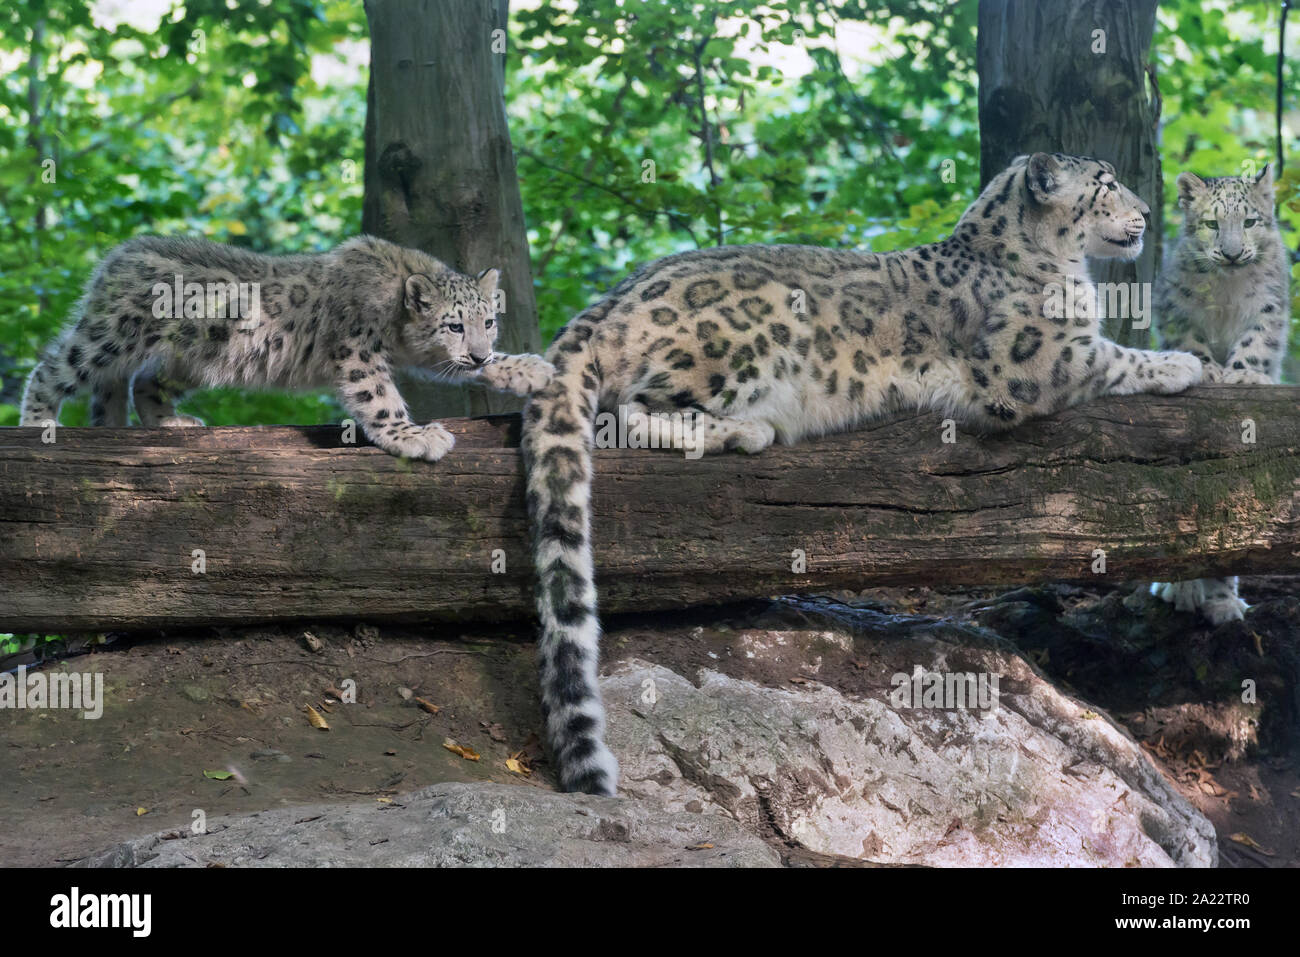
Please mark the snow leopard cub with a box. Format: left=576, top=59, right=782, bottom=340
left=21, top=235, right=553, bottom=461
left=1150, top=164, right=1291, bottom=624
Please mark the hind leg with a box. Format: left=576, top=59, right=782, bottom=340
left=19, top=359, right=71, bottom=427
left=619, top=401, right=775, bottom=455
left=89, top=379, right=129, bottom=426
left=132, top=370, right=203, bottom=427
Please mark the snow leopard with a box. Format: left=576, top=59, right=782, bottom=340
left=20, top=234, right=552, bottom=460
left=1150, top=163, right=1291, bottom=624
left=522, top=152, right=1205, bottom=795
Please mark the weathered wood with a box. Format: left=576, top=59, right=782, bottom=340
left=2, top=385, right=1299, bottom=632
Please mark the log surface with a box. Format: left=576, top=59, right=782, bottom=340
left=2, top=385, right=1299, bottom=631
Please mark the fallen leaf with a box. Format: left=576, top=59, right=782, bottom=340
left=685, top=843, right=714, bottom=851
left=443, top=738, right=480, bottom=761
left=1228, top=832, right=1276, bottom=856
left=1081, top=710, right=1098, bottom=719
left=203, top=770, right=234, bottom=780
left=505, top=757, right=531, bottom=776
left=480, top=721, right=507, bottom=742
left=136, top=807, right=149, bottom=816
left=303, top=631, right=324, bottom=653
left=305, top=705, right=330, bottom=730
left=376, top=797, right=392, bottom=804
left=415, top=697, right=441, bottom=715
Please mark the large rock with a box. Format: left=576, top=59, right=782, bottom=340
left=602, top=601, right=1217, bottom=867
left=76, top=782, right=779, bottom=868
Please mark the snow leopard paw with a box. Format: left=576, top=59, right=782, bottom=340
left=1220, top=367, right=1274, bottom=386
left=159, top=414, right=205, bottom=427
left=1147, top=352, right=1204, bottom=394
left=479, top=354, right=555, bottom=396
left=374, top=422, right=456, bottom=462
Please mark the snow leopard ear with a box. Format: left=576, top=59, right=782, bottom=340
left=476, top=267, right=500, bottom=301
left=1025, top=152, right=1063, bottom=203
left=1251, top=163, right=1275, bottom=198
left=1176, top=172, right=1208, bottom=209
left=404, top=273, right=440, bottom=312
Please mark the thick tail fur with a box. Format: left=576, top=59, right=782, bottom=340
left=520, top=326, right=619, bottom=795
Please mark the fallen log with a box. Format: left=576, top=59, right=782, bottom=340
left=1, top=384, right=1298, bottom=632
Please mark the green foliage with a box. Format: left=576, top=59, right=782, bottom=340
left=511, top=0, right=980, bottom=341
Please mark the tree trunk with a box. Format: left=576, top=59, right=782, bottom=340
left=361, top=0, right=540, bottom=419
left=977, top=0, right=1162, bottom=346
left=3, top=385, right=1298, bottom=632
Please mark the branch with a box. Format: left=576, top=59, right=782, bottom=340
left=516, top=147, right=702, bottom=247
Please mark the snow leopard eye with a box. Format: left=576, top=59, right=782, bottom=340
left=1243, top=218, right=1258, bottom=228
left=485, top=317, right=494, bottom=328
left=1201, top=219, right=1218, bottom=230
left=448, top=323, right=464, bottom=334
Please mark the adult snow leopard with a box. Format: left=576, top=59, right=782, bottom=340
left=1150, top=164, right=1290, bottom=624
left=21, top=235, right=552, bottom=460
left=522, top=152, right=1204, bottom=795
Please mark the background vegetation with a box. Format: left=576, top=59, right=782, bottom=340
left=0, top=0, right=1296, bottom=436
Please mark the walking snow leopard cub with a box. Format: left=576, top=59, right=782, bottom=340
left=21, top=235, right=553, bottom=460
left=523, top=152, right=1205, bottom=795
left=1151, top=164, right=1291, bottom=624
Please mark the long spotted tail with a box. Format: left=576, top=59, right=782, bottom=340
left=520, top=326, right=618, bottom=795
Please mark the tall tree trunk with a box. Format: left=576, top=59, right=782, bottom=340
left=977, top=0, right=1162, bottom=346
left=362, top=0, right=540, bottom=419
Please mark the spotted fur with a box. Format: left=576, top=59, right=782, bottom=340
left=522, top=153, right=1204, bottom=795
left=1151, top=164, right=1290, bottom=624
left=20, top=235, right=553, bottom=459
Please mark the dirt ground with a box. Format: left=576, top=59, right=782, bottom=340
left=2, top=581, right=1296, bottom=867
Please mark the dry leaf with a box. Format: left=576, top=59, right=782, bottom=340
left=304, top=705, right=330, bottom=730
left=685, top=843, right=714, bottom=851
left=1081, top=710, right=1098, bottom=719
left=1228, top=832, right=1276, bottom=856
left=136, top=807, right=149, bottom=816
left=443, top=738, right=480, bottom=761
left=505, top=757, right=531, bottom=776
left=415, top=697, right=441, bottom=715
left=303, top=631, right=324, bottom=653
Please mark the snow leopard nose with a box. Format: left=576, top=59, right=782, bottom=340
left=470, top=351, right=490, bottom=365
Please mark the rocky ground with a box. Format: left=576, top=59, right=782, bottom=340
left=2, top=577, right=1296, bottom=867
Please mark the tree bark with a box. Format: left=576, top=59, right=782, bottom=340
left=977, top=0, right=1162, bottom=346
left=2, top=385, right=1299, bottom=632
left=361, top=0, right=540, bottom=419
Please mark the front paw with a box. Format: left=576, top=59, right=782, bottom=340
left=1149, top=351, right=1203, bottom=393
left=480, top=354, right=555, bottom=396
left=1221, top=367, right=1274, bottom=385
left=372, top=422, right=455, bottom=462
left=159, top=414, right=205, bottom=427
